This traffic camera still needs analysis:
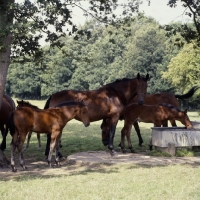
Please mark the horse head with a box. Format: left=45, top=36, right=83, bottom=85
left=181, top=109, right=193, bottom=129
left=136, top=73, right=149, bottom=105
left=78, top=100, right=90, bottom=127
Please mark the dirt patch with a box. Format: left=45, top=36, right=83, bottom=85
left=1, top=151, right=200, bottom=179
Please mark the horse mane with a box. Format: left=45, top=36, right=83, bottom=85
left=159, top=103, right=181, bottom=112
left=17, top=100, right=40, bottom=109
left=54, top=100, right=85, bottom=108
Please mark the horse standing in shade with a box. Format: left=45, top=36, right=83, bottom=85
left=120, top=103, right=193, bottom=153
left=117, top=86, right=199, bottom=147
left=0, top=94, right=16, bottom=151
left=9, top=100, right=90, bottom=172
left=16, top=100, right=42, bottom=151
left=44, top=73, right=150, bottom=157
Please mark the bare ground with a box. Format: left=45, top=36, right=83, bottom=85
left=1, top=151, right=200, bottom=180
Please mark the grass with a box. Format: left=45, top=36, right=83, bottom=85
left=1, top=99, right=200, bottom=200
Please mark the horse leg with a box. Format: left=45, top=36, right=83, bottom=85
left=170, top=120, right=177, bottom=127
left=37, top=133, right=42, bottom=150
left=126, top=126, right=135, bottom=153
left=108, top=124, right=117, bottom=156
left=23, top=131, right=32, bottom=151
left=45, top=133, right=64, bottom=160
left=10, top=133, right=18, bottom=172
left=47, top=135, right=57, bottom=168
left=45, top=133, right=51, bottom=159
left=121, top=123, right=132, bottom=153
left=133, top=121, right=143, bottom=146
left=0, top=125, right=7, bottom=151
left=107, top=116, right=119, bottom=156
left=17, top=134, right=28, bottom=170
left=54, top=134, right=62, bottom=167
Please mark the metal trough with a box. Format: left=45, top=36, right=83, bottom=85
left=151, top=121, right=200, bottom=155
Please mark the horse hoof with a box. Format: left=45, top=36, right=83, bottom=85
left=122, top=149, right=127, bottom=154
left=130, top=150, right=136, bottom=153
left=110, top=150, right=117, bottom=156
left=59, top=156, right=65, bottom=161
left=11, top=166, right=17, bottom=172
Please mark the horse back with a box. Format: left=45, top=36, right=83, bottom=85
left=131, top=93, right=179, bottom=107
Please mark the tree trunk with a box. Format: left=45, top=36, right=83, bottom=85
left=0, top=0, right=14, bottom=167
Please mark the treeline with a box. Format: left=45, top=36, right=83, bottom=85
left=6, top=16, right=200, bottom=109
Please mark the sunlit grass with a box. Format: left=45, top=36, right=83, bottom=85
left=1, top=100, right=200, bottom=200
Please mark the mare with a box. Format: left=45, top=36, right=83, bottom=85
left=43, top=73, right=150, bottom=156
left=16, top=100, right=42, bottom=151
left=0, top=94, right=16, bottom=151
left=120, top=103, right=193, bottom=153
left=8, top=100, right=90, bottom=172
left=115, top=86, right=199, bottom=147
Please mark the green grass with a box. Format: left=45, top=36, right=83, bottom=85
left=1, top=100, right=200, bottom=200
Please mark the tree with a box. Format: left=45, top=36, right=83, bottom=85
left=162, top=43, right=200, bottom=91
left=164, top=0, right=200, bottom=46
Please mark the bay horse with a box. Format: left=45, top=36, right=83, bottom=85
left=120, top=103, right=193, bottom=153
left=16, top=100, right=42, bottom=151
left=17, top=100, right=63, bottom=154
left=0, top=94, right=16, bottom=151
left=9, top=100, right=90, bottom=172
left=118, top=86, right=199, bottom=147
left=44, top=73, right=150, bottom=156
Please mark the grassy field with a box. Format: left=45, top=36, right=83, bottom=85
left=1, top=99, right=200, bottom=200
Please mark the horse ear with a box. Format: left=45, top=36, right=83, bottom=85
left=146, top=73, right=150, bottom=81
left=137, top=73, right=140, bottom=79
left=184, top=109, right=188, bottom=114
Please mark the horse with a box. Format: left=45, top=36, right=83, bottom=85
left=43, top=73, right=150, bottom=156
left=8, top=100, right=90, bottom=172
left=120, top=103, right=193, bottom=153
left=16, top=100, right=43, bottom=151
left=117, top=86, right=199, bottom=147
left=0, top=94, right=16, bottom=151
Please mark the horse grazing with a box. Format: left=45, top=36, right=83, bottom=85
left=0, top=94, right=16, bottom=151
left=9, top=100, right=90, bottom=172
left=44, top=73, right=150, bottom=156
left=118, top=86, right=200, bottom=147
left=120, top=103, right=193, bottom=153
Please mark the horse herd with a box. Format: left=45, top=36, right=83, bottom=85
left=0, top=73, right=199, bottom=172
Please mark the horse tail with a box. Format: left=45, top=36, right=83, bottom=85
left=175, top=86, right=200, bottom=99
left=44, top=95, right=52, bottom=109
left=8, top=112, right=16, bottom=136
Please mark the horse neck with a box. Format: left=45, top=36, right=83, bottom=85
left=110, top=79, right=137, bottom=105
left=60, top=105, right=79, bottom=123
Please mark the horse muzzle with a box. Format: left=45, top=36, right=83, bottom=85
left=84, top=122, right=90, bottom=127
left=138, top=100, right=144, bottom=105
left=102, top=139, right=109, bottom=146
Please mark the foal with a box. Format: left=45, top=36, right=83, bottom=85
left=120, top=103, right=193, bottom=153
left=16, top=100, right=42, bottom=151
left=9, top=100, right=90, bottom=172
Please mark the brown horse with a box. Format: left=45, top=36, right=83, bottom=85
left=120, top=103, right=193, bottom=153
left=44, top=73, right=150, bottom=156
left=9, top=100, right=90, bottom=172
left=0, top=94, right=16, bottom=151
left=118, top=86, right=199, bottom=147
left=16, top=100, right=42, bottom=151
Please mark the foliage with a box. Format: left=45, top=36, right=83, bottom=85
left=165, top=0, right=200, bottom=46
left=6, top=16, right=182, bottom=98
left=162, top=43, right=200, bottom=92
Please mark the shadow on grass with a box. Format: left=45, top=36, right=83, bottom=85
left=2, top=123, right=200, bottom=181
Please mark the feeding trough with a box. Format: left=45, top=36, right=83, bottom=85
left=151, top=121, right=200, bottom=155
